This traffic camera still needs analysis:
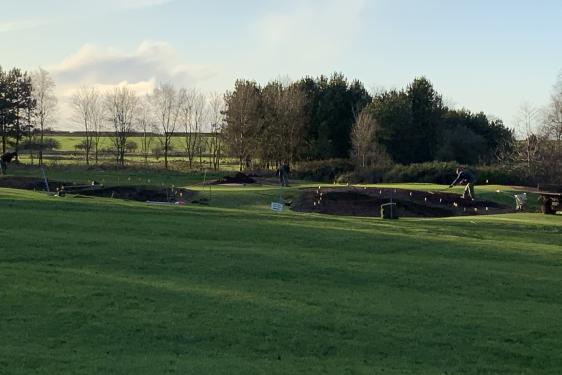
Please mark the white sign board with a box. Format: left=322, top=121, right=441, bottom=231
left=271, top=202, right=284, bottom=212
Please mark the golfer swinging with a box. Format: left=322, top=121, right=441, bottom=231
left=0, top=152, right=17, bottom=175
left=449, top=166, right=476, bottom=200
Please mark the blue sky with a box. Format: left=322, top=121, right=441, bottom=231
left=1, top=0, right=561, bottom=129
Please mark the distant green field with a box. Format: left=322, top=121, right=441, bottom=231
left=20, top=134, right=237, bottom=169
left=50, top=135, right=191, bottom=152
left=1, top=166, right=561, bottom=374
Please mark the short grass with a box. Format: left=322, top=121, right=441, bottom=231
left=23, top=135, right=240, bottom=170
left=1, top=168, right=561, bottom=374
left=49, top=135, right=199, bottom=152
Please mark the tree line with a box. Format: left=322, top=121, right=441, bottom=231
left=2, top=64, right=560, bottom=182
left=221, top=74, right=515, bottom=171
left=1, top=65, right=225, bottom=169
left=513, top=75, right=562, bottom=183
left=222, top=73, right=371, bottom=170
left=71, top=84, right=224, bottom=169
left=0, top=66, right=57, bottom=165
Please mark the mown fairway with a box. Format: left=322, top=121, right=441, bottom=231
left=1, top=170, right=562, bottom=374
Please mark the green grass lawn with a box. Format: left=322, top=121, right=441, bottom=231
left=1, top=169, right=561, bottom=374
left=23, top=135, right=240, bottom=170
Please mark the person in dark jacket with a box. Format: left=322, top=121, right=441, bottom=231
left=0, top=152, right=17, bottom=175
left=450, top=167, right=476, bottom=200
left=277, top=163, right=290, bottom=187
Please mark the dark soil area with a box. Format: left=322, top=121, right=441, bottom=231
left=292, top=187, right=513, bottom=218
left=0, top=176, right=194, bottom=203
left=209, top=172, right=256, bottom=185
left=69, top=186, right=194, bottom=203
left=0, top=176, right=63, bottom=191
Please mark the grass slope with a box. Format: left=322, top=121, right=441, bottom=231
left=1, top=176, right=561, bottom=374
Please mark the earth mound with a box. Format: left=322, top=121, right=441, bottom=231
left=292, top=187, right=513, bottom=218
left=0, top=176, right=64, bottom=191
left=68, top=185, right=194, bottom=202
left=209, top=172, right=256, bottom=185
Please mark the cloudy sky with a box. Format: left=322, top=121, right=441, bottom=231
left=1, top=0, right=561, bottom=129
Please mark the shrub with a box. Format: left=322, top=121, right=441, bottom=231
left=293, top=159, right=354, bottom=182
left=281, top=158, right=537, bottom=186
left=382, top=162, right=459, bottom=184
left=344, top=162, right=537, bottom=186
left=336, top=166, right=390, bottom=184
left=473, top=165, right=535, bottom=186
left=125, top=140, right=138, bottom=153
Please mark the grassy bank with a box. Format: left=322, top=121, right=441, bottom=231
left=1, top=171, right=561, bottom=374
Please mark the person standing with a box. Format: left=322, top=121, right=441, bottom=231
left=449, top=166, right=476, bottom=200
left=277, top=163, right=290, bottom=187
left=0, top=152, right=17, bottom=175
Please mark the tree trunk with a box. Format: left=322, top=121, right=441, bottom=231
left=39, top=128, right=44, bottom=166
left=164, top=140, right=169, bottom=169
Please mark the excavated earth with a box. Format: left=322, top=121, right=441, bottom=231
left=292, top=187, right=514, bottom=218
left=0, top=176, right=64, bottom=191
left=0, top=176, right=194, bottom=203
left=208, top=172, right=256, bottom=185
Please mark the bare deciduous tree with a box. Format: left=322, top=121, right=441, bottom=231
left=180, top=89, right=206, bottom=169
left=278, top=83, right=307, bottom=165
left=72, top=86, right=104, bottom=164
left=516, top=103, right=542, bottom=177
left=223, top=80, right=262, bottom=171
left=105, top=86, right=137, bottom=166
left=538, top=74, right=562, bottom=182
left=137, top=95, right=155, bottom=165
left=259, top=81, right=307, bottom=168
left=208, top=92, right=224, bottom=170
left=150, top=83, right=180, bottom=169
left=90, top=90, right=104, bottom=164
left=31, top=68, right=57, bottom=165
left=351, top=108, right=388, bottom=168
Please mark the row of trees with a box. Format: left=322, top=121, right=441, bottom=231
left=3, top=64, right=559, bottom=182
left=350, top=75, right=562, bottom=183
left=221, top=74, right=514, bottom=170
left=222, top=74, right=371, bottom=170
left=351, top=77, right=514, bottom=167
left=0, top=66, right=57, bottom=165
left=71, top=84, right=225, bottom=169
left=1, top=65, right=224, bottom=169
left=515, top=73, right=562, bottom=182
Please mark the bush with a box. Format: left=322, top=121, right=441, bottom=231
left=293, top=159, right=354, bottom=182
left=335, top=161, right=536, bottom=186
left=473, top=165, right=535, bottom=186
left=382, top=162, right=459, bottom=184
left=21, top=137, right=61, bottom=151
left=336, top=166, right=390, bottom=184
left=125, top=140, right=138, bottom=153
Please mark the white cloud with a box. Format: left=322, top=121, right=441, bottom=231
left=53, top=41, right=215, bottom=89
left=50, top=40, right=218, bottom=129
